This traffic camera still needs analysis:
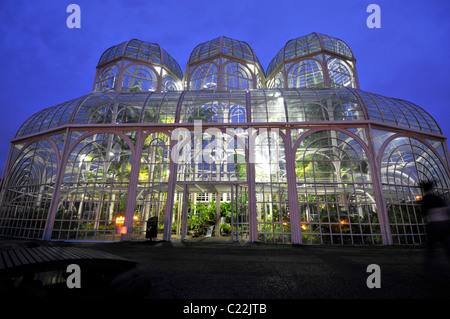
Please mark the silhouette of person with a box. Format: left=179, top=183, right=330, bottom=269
left=419, top=180, right=450, bottom=272
left=146, top=216, right=158, bottom=241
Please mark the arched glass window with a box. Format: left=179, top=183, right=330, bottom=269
left=328, top=59, right=354, bottom=88
left=295, top=130, right=378, bottom=245
left=0, top=140, right=58, bottom=239
left=189, top=62, right=218, bottom=90
left=162, top=76, right=181, bottom=91
left=95, top=65, right=119, bottom=92
left=52, top=133, right=133, bottom=241
left=381, top=136, right=450, bottom=245
left=287, top=59, right=324, bottom=88
left=122, top=64, right=157, bottom=92
left=222, top=62, right=254, bottom=90
left=229, top=104, right=247, bottom=123
left=132, top=132, right=171, bottom=240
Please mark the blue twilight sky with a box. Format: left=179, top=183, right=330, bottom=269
left=0, top=0, right=449, bottom=175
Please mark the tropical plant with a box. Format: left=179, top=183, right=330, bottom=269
left=220, top=223, right=231, bottom=235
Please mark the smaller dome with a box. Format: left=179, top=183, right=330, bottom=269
left=266, top=32, right=354, bottom=77
left=97, top=39, right=183, bottom=79
left=188, top=36, right=262, bottom=67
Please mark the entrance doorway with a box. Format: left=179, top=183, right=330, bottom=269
left=173, top=183, right=249, bottom=241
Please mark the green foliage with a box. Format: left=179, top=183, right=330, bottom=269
left=220, top=202, right=232, bottom=219
left=187, top=202, right=214, bottom=236
left=220, top=223, right=231, bottom=235
left=185, top=200, right=235, bottom=236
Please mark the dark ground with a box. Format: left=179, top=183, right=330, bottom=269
left=86, top=238, right=450, bottom=299
left=1, top=236, right=450, bottom=315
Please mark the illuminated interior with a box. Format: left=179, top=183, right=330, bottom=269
left=1, top=34, right=448, bottom=245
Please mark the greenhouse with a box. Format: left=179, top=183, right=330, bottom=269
left=0, top=33, right=449, bottom=245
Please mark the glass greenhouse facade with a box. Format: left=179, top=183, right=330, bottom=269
left=1, top=33, right=449, bottom=245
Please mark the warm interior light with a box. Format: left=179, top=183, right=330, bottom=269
left=340, top=220, right=348, bottom=224
left=415, top=195, right=422, bottom=201
left=115, top=216, right=125, bottom=226
left=301, top=224, right=307, bottom=230
left=116, top=215, right=139, bottom=226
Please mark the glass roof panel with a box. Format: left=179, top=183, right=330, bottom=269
left=155, top=91, right=182, bottom=124
left=16, top=107, right=53, bottom=138
left=97, top=39, right=182, bottom=80
left=124, top=39, right=161, bottom=64
left=320, top=34, right=353, bottom=58
left=14, top=89, right=443, bottom=139
left=98, top=41, right=126, bottom=65
left=188, top=36, right=260, bottom=70
left=72, top=92, right=120, bottom=124
left=355, top=90, right=441, bottom=134
left=284, top=33, right=321, bottom=61
left=266, top=48, right=283, bottom=77
left=266, top=33, right=353, bottom=79
left=162, top=49, right=183, bottom=79
left=189, top=37, right=221, bottom=64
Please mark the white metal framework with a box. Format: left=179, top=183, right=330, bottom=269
left=1, top=34, right=449, bottom=245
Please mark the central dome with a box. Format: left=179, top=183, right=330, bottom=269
left=188, top=36, right=261, bottom=66
left=186, top=36, right=265, bottom=90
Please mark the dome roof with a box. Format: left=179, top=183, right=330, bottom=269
left=15, top=88, right=441, bottom=139
left=188, top=36, right=262, bottom=68
left=266, top=32, right=354, bottom=77
left=97, top=39, right=183, bottom=79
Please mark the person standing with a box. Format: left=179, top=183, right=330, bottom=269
left=419, top=180, right=450, bottom=272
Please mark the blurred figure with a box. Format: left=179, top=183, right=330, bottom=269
left=146, top=216, right=158, bottom=241
left=419, top=180, right=450, bottom=272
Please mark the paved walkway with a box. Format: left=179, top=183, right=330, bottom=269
left=1, top=237, right=450, bottom=300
